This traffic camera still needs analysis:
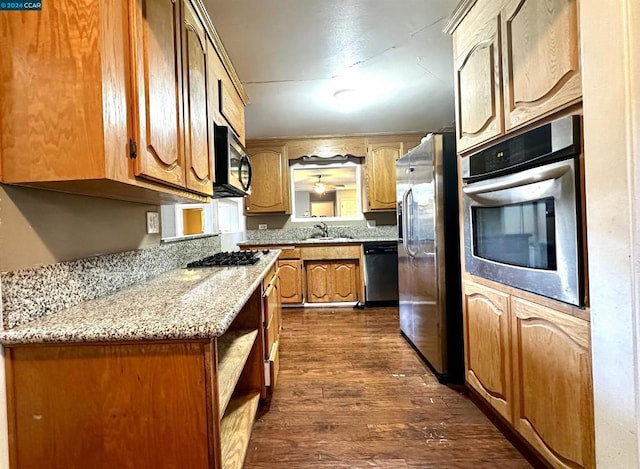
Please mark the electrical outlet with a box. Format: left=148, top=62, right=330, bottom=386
left=258, top=224, right=268, bottom=230
left=146, top=211, right=160, bottom=234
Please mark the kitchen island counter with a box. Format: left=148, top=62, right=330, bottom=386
left=0, top=250, right=280, bottom=345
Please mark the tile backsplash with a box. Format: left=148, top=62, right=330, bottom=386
left=244, top=224, right=397, bottom=242
left=1, top=236, right=220, bottom=330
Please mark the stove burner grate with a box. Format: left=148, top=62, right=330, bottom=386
left=187, top=250, right=269, bottom=268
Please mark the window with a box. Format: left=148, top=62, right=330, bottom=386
left=290, top=162, right=364, bottom=222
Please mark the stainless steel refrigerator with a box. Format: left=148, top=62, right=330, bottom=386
left=396, top=132, right=463, bottom=383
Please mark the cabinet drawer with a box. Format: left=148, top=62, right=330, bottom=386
left=265, top=315, right=277, bottom=359
left=278, top=248, right=301, bottom=260
left=300, top=244, right=361, bottom=260
left=268, top=340, right=280, bottom=390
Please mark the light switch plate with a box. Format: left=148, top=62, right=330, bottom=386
left=146, top=211, right=160, bottom=234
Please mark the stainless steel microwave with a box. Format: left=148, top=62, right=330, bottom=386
left=213, top=125, right=252, bottom=198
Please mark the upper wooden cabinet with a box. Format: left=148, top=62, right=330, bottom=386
left=447, top=0, right=581, bottom=153
left=244, top=145, right=290, bottom=214
left=365, top=143, right=403, bottom=211
left=501, top=0, right=581, bottom=131
left=0, top=0, right=244, bottom=204
left=130, top=0, right=214, bottom=196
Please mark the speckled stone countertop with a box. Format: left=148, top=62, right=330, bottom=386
left=0, top=251, right=280, bottom=346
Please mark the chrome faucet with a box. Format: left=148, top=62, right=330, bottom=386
left=313, top=222, right=329, bottom=238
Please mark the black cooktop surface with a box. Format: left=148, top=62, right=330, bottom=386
left=187, top=250, right=269, bottom=268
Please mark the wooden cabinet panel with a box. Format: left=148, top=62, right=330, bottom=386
left=278, top=259, right=304, bottom=304
left=306, top=262, right=331, bottom=303
left=219, top=80, right=246, bottom=142
left=502, top=0, right=582, bottom=130
left=131, top=0, right=186, bottom=187
left=306, top=260, right=359, bottom=303
left=453, top=10, right=504, bottom=153
left=365, top=143, right=402, bottom=211
left=511, top=297, right=594, bottom=469
left=7, top=343, right=213, bottom=468
left=462, top=281, right=512, bottom=421
left=182, top=0, right=214, bottom=196
left=332, top=261, right=358, bottom=302
left=244, top=146, right=290, bottom=214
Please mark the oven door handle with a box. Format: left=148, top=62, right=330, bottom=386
left=462, top=160, right=573, bottom=196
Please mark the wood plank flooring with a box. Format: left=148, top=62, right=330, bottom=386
left=245, top=306, right=531, bottom=468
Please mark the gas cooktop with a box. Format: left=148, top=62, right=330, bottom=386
left=186, top=250, right=269, bottom=268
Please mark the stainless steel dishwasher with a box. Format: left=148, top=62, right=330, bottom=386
left=363, top=241, right=399, bottom=306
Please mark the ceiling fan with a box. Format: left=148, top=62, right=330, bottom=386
left=312, top=175, right=345, bottom=194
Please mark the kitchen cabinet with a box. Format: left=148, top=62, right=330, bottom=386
left=278, top=259, right=304, bottom=304
left=262, top=265, right=282, bottom=390
left=365, top=143, right=403, bottom=211
left=462, top=280, right=512, bottom=422
left=511, top=297, right=594, bottom=469
left=462, top=278, right=594, bottom=469
left=130, top=0, right=215, bottom=196
left=0, top=0, right=243, bottom=205
left=5, top=289, right=265, bottom=469
left=244, top=145, right=290, bottom=214
left=306, top=260, right=359, bottom=303
left=447, top=0, right=581, bottom=153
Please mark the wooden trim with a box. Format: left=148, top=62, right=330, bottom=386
left=190, top=0, right=249, bottom=104
left=465, top=273, right=590, bottom=321
left=443, top=0, right=479, bottom=34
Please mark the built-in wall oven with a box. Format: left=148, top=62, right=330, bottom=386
left=461, top=115, right=584, bottom=306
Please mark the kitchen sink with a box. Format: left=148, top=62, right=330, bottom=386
left=303, top=237, right=353, bottom=242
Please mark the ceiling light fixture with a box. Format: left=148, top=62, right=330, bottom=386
left=313, top=175, right=326, bottom=194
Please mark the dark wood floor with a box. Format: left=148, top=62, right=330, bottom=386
left=245, top=306, right=531, bottom=468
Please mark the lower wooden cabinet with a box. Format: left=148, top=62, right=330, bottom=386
left=5, top=289, right=265, bottom=469
left=462, top=281, right=512, bottom=421
left=463, top=279, right=595, bottom=469
left=278, top=259, right=304, bottom=304
left=306, top=260, right=358, bottom=303
left=511, top=297, right=595, bottom=469
left=262, top=266, right=282, bottom=390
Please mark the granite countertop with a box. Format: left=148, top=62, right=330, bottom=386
left=238, top=237, right=397, bottom=247
left=0, top=251, right=281, bottom=346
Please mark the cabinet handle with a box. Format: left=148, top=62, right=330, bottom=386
left=129, top=139, right=137, bottom=159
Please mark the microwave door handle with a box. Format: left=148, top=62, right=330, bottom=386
left=240, top=155, right=252, bottom=191
left=462, top=160, right=573, bottom=196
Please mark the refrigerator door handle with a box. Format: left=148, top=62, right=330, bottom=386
left=405, top=189, right=418, bottom=258
left=402, top=188, right=411, bottom=255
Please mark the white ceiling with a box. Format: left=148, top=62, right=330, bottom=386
left=204, top=0, right=459, bottom=140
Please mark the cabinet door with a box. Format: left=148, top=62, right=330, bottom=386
left=244, top=146, right=290, bottom=214
left=182, top=0, right=214, bottom=196
left=131, top=0, right=186, bottom=187
left=278, top=260, right=303, bottom=304
left=332, top=261, right=358, bottom=302
left=366, top=143, right=402, bottom=211
left=305, top=262, right=331, bottom=303
left=453, top=10, right=504, bottom=153
left=502, top=0, right=581, bottom=130
left=511, top=297, right=594, bottom=469
left=462, top=281, right=512, bottom=421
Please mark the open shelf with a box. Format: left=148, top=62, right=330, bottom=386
left=220, top=391, right=261, bottom=469
left=217, top=329, right=259, bottom=415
